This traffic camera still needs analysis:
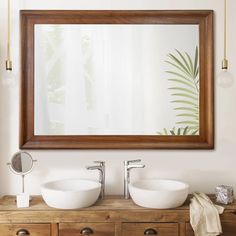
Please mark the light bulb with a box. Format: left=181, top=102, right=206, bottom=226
left=218, top=69, right=234, bottom=88
left=1, top=69, right=17, bottom=87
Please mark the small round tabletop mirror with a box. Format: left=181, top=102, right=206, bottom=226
left=10, top=152, right=34, bottom=175
left=7, top=151, right=36, bottom=194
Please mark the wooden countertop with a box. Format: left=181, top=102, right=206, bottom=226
left=0, top=195, right=190, bottom=211
left=0, top=195, right=235, bottom=211
left=0, top=195, right=235, bottom=223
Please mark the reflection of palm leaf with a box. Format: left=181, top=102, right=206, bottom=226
left=157, top=46, right=199, bottom=136
left=157, top=126, right=197, bottom=135
left=166, top=46, right=199, bottom=134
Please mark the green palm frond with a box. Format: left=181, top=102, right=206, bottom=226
left=157, top=46, right=200, bottom=136
left=157, top=126, right=195, bottom=135
left=168, top=87, right=198, bottom=96
left=167, top=46, right=199, bottom=134
left=168, top=79, right=196, bottom=90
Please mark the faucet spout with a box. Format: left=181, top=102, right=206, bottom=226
left=86, top=161, right=105, bottom=199
left=124, top=159, right=145, bottom=199
left=128, top=164, right=145, bottom=170
left=86, top=166, right=101, bottom=171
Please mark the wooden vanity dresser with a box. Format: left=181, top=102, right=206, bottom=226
left=0, top=195, right=235, bottom=236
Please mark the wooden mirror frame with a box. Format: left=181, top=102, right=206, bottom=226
left=20, top=10, right=214, bottom=149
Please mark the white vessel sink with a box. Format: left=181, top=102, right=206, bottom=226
left=41, top=179, right=101, bottom=209
left=129, top=179, right=189, bottom=209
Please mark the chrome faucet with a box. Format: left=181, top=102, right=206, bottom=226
left=86, top=161, right=105, bottom=199
left=124, top=159, right=145, bottom=199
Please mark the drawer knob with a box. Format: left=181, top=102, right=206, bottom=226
left=144, top=228, right=158, bottom=235
left=16, top=229, right=30, bottom=236
left=80, top=227, right=94, bottom=235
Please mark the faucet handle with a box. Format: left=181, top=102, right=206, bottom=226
left=124, top=159, right=141, bottom=165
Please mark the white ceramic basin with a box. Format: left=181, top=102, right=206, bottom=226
left=41, top=179, right=101, bottom=209
left=129, top=179, right=189, bottom=209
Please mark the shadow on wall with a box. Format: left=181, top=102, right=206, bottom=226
left=0, top=87, right=18, bottom=195
left=181, top=169, right=236, bottom=194
left=0, top=0, right=21, bottom=196
left=24, top=151, right=124, bottom=195
left=131, top=165, right=236, bottom=195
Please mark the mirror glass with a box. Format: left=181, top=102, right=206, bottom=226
left=34, top=24, right=199, bottom=136
left=11, top=152, right=33, bottom=174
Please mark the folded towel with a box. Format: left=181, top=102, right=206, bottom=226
left=190, top=192, right=224, bottom=236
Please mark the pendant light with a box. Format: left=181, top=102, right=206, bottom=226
left=218, top=0, right=234, bottom=88
left=2, top=0, right=16, bottom=86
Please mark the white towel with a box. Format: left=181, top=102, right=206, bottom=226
left=190, top=192, right=224, bottom=236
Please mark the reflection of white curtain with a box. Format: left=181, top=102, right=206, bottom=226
left=63, top=27, right=86, bottom=134
left=35, top=27, right=50, bottom=134
left=62, top=25, right=150, bottom=135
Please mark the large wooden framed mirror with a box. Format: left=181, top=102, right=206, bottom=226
left=20, top=10, right=214, bottom=149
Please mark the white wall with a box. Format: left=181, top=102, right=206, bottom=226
left=0, top=0, right=236, bottom=196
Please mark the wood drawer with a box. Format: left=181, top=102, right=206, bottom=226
left=122, top=223, right=178, bottom=236
left=59, top=223, right=115, bottom=236
left=186, top=222, right=236, bottom=236
left=0, top=224, right=51, bottom=236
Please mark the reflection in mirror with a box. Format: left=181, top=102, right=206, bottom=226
left=11, top=152, right=33, bottom=174
left=35, top=24, right=199, bottom=136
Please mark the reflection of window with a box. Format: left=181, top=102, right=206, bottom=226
left=43, top=26, right=65, bottom=134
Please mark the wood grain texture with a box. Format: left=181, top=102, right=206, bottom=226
left=1, top=195, right=235, bottom=212
left=186, top=222, right=236, bottom=236
left=59, top=223, right=115, bottom=236
left=0, top=196, right=236, bottom=235
left=122, top=223, right=178, bottom=236
left=179, top=222, right=186, bottom=236
left=115, top=223, right=122, bottom=236
left=0, top=224, right=51, bottom=236
left=51, top=223, right=58, bottom=236
left=0, top=195, right=213, bottom=211
left=20, top=10, right=214, bottom=149
left=0, top=195, right=235, bottom=224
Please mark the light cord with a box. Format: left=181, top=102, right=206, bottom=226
left=224, top=0, right=227, bottom=59
left=7, top=0, right=11, bottom=61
